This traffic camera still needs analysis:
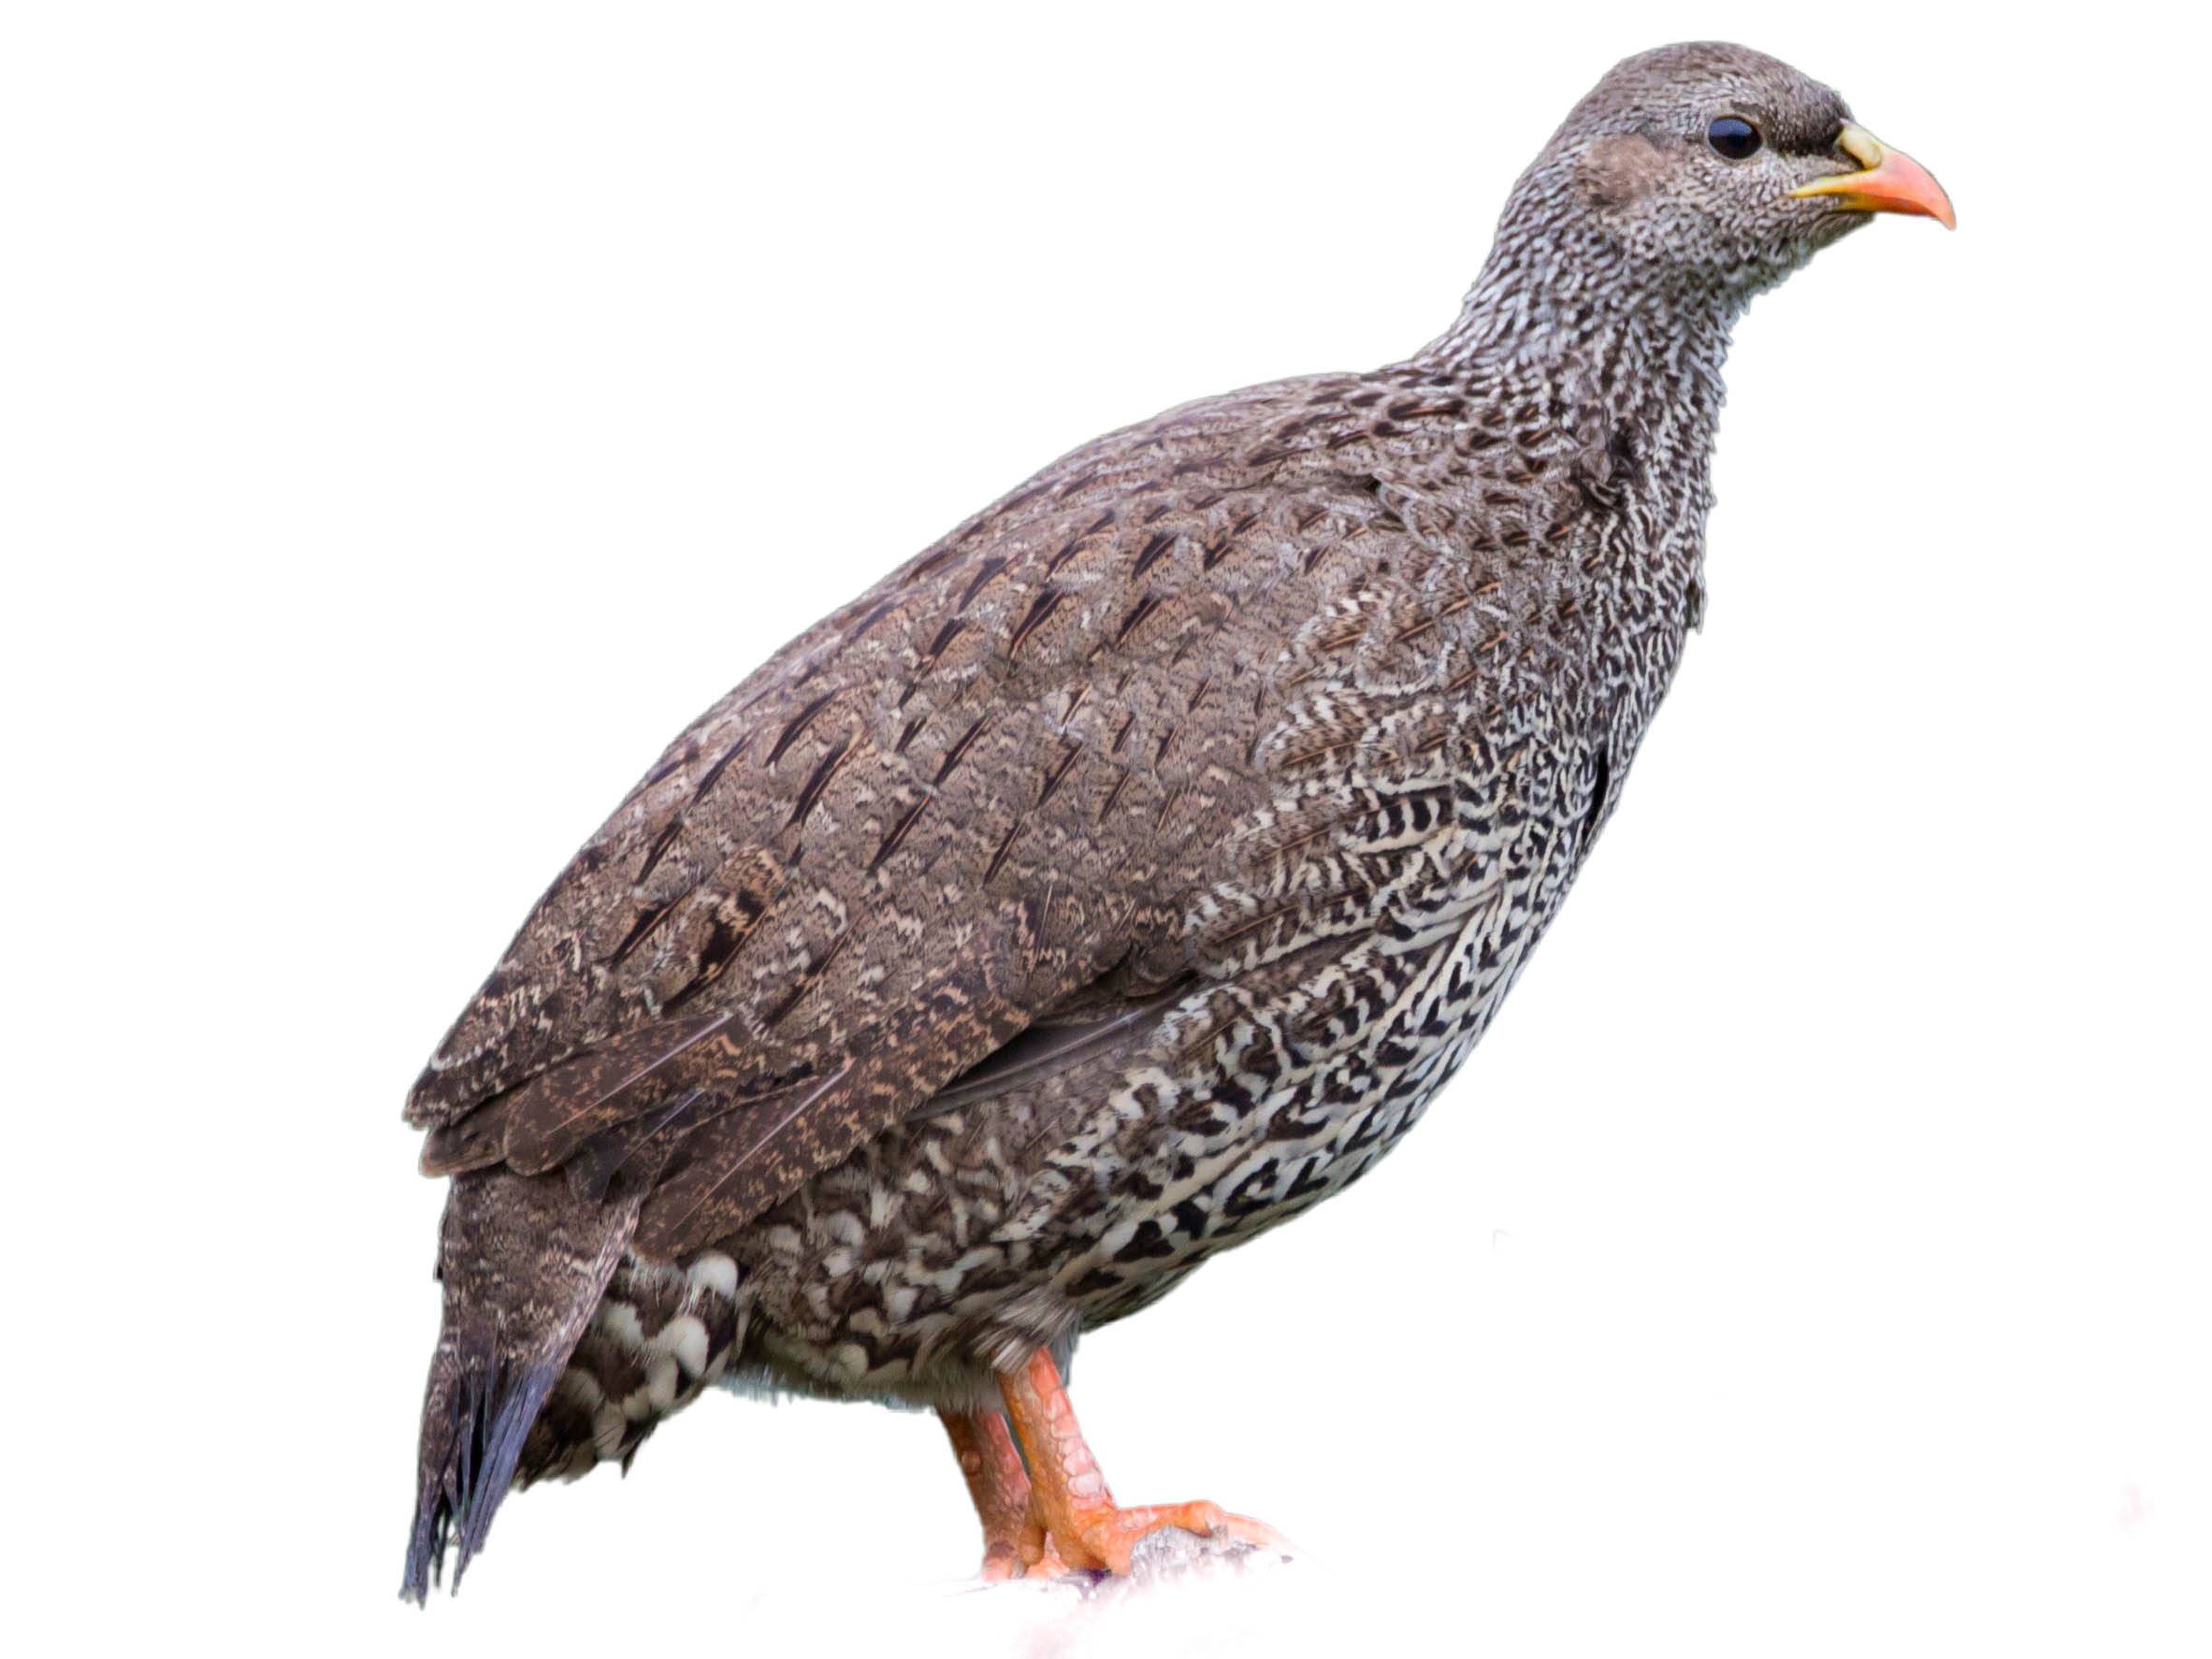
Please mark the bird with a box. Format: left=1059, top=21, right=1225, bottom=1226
left=400, top=40, right=1952, bottom=1599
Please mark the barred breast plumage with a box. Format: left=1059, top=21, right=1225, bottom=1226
left=401, top=41, right=1953, bottom=1597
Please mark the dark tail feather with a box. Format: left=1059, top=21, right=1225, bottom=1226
left=400, top=1168, right=642, bottom=1603
left=403, top=1323, right=562, bottom=1600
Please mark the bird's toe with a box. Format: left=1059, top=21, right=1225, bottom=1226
left=1056, top=1499, right=1290, bottom=1576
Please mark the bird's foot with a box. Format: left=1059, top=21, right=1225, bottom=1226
left=980, top=1512, right=1078, bottom=1581
left=1004, top=1528, right=1075, bottom=1580
left=945, top=1355, right=1290, bottom=1581
left=1031, top=1496, right=1287, bottom=1577
left=989, top=1348, right=1290, bottom=1578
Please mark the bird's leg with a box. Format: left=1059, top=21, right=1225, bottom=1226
left=995, top=1348, right=1286, bottom=1576
left=938, top=1406, right=1064, bottom=1580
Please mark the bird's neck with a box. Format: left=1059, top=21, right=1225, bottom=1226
left=1413, top=238, right=1744, bottom=747
left=1416, top=233, right=1742, bottom=440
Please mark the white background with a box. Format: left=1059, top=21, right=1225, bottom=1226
left=6, top=3, right=2205, bottom=1653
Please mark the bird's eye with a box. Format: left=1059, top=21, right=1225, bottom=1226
left=1707, top=117, right=1762, bottom=161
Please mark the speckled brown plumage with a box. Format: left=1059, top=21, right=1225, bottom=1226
left=402, top=41, right=1952, bottom=1598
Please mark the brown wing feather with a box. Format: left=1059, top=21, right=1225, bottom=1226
left=408, top=364, right=1473, bottom=1250
left=419, top=1010, right=736, bottom=1177
left=633, top=896, right=1079, bottom=1256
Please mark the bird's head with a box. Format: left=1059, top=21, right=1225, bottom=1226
left=1484, top=43, right=1952, bottom=323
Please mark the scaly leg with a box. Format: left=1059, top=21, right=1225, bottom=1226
left=938, top=1406, right=1065, bottom=1580
left=995, top=1348, right=1286, bottom=1575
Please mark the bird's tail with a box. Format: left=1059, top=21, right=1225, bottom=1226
left=402, top=1167, right=641, bottom=1603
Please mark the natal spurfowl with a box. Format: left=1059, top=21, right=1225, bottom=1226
left=402, top=41, right=1951, bottom=1597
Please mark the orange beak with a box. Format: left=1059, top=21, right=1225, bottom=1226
left=1789, top=123, right=1955, bottom=229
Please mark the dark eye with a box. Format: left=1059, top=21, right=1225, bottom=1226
left=1707, top=116, right=1762, bottom=160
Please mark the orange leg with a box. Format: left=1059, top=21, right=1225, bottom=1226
left=994, top=1348, right=1286, bottom=1576
left=938, top=1407, right=1066, bottom=1580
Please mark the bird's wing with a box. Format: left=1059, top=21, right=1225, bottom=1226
left=408, top=368, right=1502, bottom=1257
